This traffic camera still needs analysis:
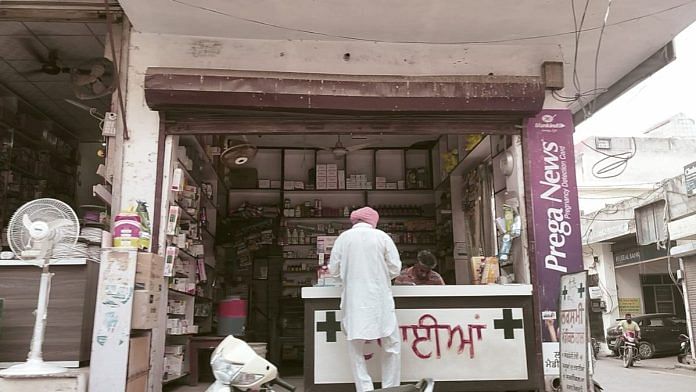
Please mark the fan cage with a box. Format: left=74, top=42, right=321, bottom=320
left=7, top=198, right=80, bottom=260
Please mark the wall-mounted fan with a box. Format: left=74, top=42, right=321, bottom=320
left=220, top=138, right=258, bottom=167
left=70, top=58, right=117, bottom=100
left=0, top=199, right=80, bottom=376
left=21, top=44, right=116, bottom=100
left=311, top=135, right=380, bottom=158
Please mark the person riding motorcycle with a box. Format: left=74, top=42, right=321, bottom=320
left=615, top=313, right=641, bottom=354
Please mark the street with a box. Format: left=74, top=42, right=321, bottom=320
left=594, top=355, right=696, bottom=391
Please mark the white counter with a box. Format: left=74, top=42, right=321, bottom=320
left=0, top=258, right=88, bottom=266
left=302, top=284, right=533, bottom=299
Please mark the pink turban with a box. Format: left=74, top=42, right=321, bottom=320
left=350, top=207, right=379, bottom=228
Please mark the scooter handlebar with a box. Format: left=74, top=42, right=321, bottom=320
left=273, top=377, right=297, bottom=391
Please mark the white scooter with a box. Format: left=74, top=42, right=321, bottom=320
left=207, top=336, right=435, bottom=392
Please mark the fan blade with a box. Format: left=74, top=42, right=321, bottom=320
left=92, top=79, right=107, bottom=94
left=21, top=69, right=47, bottom=77
left=90, top=63, right=106, bottom=78
left=345, top=140, right=380, bottom=151
left=18, top=37, right=47, bottom=63
left=73, top=73, right=97, bottom=87
left=47, top=219, right=75, bottom=234
left=22, top=214, right=33, bottom=231
left=307, top=144, right=333, bottom=151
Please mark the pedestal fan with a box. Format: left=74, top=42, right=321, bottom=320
left=0, top=199, right=80, bottom=376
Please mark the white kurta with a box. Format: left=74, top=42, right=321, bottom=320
left=329, top=222, right=402, bottom=341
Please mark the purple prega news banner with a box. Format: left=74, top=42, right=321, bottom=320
left=525, top=109, right=584, bottom=351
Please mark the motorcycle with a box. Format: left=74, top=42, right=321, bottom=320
left=677, top=333, right=691, bottom=364
left=619, top=331, right=640, bottom=368
left=207, top=335, right=435, bottom=392
left=591, top=338, right=600, bottom=360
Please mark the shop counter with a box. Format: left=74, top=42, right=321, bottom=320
left=302, top=285, right=540, bottom=392
left=0, top=258, right=98, bottom=367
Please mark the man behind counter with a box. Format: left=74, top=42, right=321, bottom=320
left=394, top=250, right=445, bottom=285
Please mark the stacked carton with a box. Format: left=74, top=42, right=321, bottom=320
left=132, top=253, right=165, bottom=329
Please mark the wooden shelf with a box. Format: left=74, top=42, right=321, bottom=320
left=162, top=372, right=190, bottom=385
left=168, top=288, right=195, bottom=298
left=174, top=202, right=198, bottom=222
left=229, top=188, right=282, bottom=192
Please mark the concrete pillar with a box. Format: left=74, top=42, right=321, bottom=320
left=591, top=243, right=620, bottom=349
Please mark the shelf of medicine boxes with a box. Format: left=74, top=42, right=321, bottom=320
left=176, top=159, right=220, bottom=212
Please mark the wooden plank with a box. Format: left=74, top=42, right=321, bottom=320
left=0, top=263, right=94, bottom=363
left=89, top=249, right=138, bottom=392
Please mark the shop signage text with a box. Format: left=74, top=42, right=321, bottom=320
left=524, top=109, right=584, bottom=358
left=314, top=308, right=528, bottom=383
left=685, top=160, right=696, bottom=197
left=559, top=271, right=591, bottom=392
left=612, top=242, right=673, bottom=267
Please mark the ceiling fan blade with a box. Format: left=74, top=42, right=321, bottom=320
left=306, top=144, right=332, bottom=151
left=345, top=140, right=380, bottom=151
left=21, top=69, right=46, bottom=77
left=18, top=37, right=47, bottom=62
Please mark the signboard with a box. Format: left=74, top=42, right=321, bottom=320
left=314, top=308, right=527, bottom=383
left=685, top=161, right=696, bottom=197
left=524, top=109, right=585, bottom=373
left=89, top=249, right=138, bottom=392
left=618, top=298, right=641, bottom=314
left=559, top=271, right=591, bottom=392
left=612, top=242, right=674, bottom=267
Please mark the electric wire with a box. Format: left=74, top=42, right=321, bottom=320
left=581, top=137, right=637, bottom=179
left=591, top=0, right=613, bottom=115
left=170, top=0, right=696, bottom=45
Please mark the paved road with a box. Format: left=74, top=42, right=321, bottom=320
left=593, top=355, right=696, bottom=391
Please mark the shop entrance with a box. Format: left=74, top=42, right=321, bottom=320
left=145, top=69, right=546, bottom=390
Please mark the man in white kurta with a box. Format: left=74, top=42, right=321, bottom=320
left=329, top=206, right=402, bottom=392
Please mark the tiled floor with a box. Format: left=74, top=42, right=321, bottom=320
left=171, top=377, right=305, bottom=392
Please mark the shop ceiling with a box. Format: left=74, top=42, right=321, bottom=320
left=0, top=1, right=120, bottom=141
left=121, top=0, right=696, bottom=120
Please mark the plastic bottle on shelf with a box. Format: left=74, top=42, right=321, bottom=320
left=291, top=228, right=299, bottom=244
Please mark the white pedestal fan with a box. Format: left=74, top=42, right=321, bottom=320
left=0, top=198, right=80, bottom=376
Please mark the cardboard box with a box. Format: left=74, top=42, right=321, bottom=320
left=316, top=164, right=327, bottom=174
left=165, top=345, right=185, bottom=355
left=164, top=353, right=185, bottom=376
left=135, top=253, right=165, bottom=291
left=258, top=179, right=271, bottom=189
left=127, top=333, right=151, bottom=378
left=126, top=372, right=148, bottom=392
left=171, top=168, right=184, bottom=192
left=338, top=170, right=345, bottom=189
left=132, top=290, right=160, bottom=329
left=284, top=181, right=295, bottom=190
left=271, top=180, right=281, bottom=189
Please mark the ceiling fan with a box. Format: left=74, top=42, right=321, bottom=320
left=311, top=135, right=380, bottom=158
left=20, top=41, right=117, bottom=100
